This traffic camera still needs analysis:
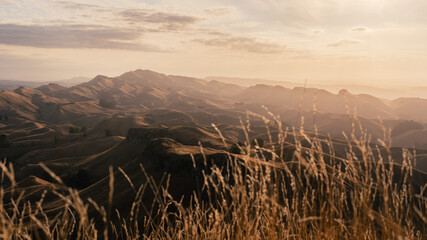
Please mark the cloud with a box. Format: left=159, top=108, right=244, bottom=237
left=204, top=8, right=231, bottom=16
left=312, top=29, right=324, bottom=35
left=55, top=1, right=100, bottom=10
left=350, top=26, right=371, bottom=32
left=0, top=24, right=160, bottom=51
left=328, top=39, right=361, bottom=47
left=195, top=35, right=285, bottom=54
left=0, top=0, right=14, bottom=6
left=120, top=9, right=200, bottom=31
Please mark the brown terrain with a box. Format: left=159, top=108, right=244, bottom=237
left=1, top=69, right=426, bottom=231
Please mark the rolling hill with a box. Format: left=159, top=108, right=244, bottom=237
left=1, top=69, right=426, bottom=238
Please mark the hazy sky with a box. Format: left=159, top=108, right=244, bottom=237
left=0, top=0, right=426, bottom=85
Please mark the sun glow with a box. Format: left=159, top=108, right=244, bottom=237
left=0, top=0, right=426, bottom=87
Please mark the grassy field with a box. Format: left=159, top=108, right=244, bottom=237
left=1, top=114, right=426, bottom=239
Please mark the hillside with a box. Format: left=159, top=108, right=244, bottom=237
left=0, top=69, right=426, bottom=238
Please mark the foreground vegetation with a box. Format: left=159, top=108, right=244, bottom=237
left=1, top=113, right=426, bottom=239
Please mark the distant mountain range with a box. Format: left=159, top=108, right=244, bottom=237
left=206, top=76, right=427, bottom=99
left=0, top=76, right=90, bottom=91
left=0, top=69, right=426, bottom=153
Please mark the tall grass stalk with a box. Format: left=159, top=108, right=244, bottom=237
left=0, top=112, right=426, bottom=239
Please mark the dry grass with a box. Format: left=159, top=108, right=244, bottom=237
left=1, top=111, right=426, bottom=239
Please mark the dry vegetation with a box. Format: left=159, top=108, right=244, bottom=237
left=1, top=111, right=426, bottom=239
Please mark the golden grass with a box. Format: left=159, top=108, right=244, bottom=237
left=1, top=111, right=426, bottom=239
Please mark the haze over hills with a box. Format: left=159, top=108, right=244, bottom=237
left=205, top=76, right=299, bottom=88
left=0, top=80, right=45, bottom=91
left=206, top=76, right=427, bottom=99
left=0, top=76, right=90, bottom=91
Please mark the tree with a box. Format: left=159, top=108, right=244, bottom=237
left=65, top=169, right=91, bottom=189
left=69, top=127, right=80, bottom=134
left=339, top=89, right=349, bottom=95
left=105, top=129, right=113, bottom=137
left=0, top=134, right=11, bottom=147
left=80, top=126, right=87, bottom=133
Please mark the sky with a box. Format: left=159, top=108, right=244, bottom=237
left=0, top=0, right=426, bottom=86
